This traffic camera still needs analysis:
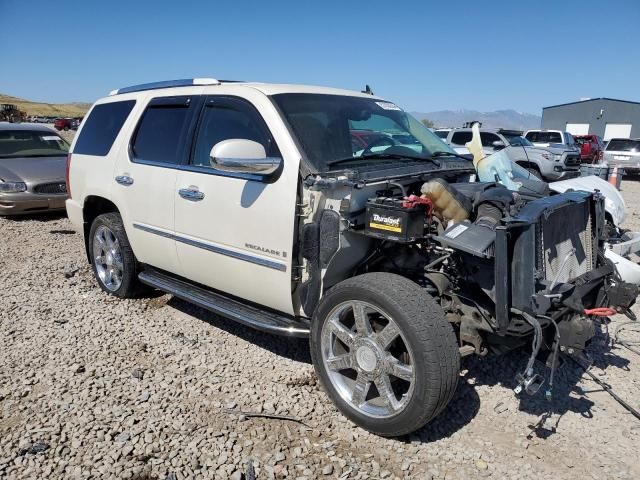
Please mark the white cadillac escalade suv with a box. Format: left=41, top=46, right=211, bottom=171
left=66, top=78, right=635, bottom=436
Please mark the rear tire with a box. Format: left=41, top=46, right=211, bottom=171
left=310, top=273, right=460, bottom=437
left=89, top=212, right=145, bottom=298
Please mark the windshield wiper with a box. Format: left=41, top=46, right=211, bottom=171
left=328, top=152, right=440, bottom=167
left=431, top=150, right=473, bottom=162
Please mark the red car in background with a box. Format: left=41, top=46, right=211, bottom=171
left=54, top=118, right=74, bottom=131
left=350, top=130, right=390, bottom=151
left=574, top=134, right=605, bottom=163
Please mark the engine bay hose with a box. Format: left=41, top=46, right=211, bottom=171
left=520, top=312, right=543, bottom=375
left=584, top=307, right=618, bottom=317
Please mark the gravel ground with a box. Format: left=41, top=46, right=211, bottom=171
left=1, top=175, right=640, bottom=479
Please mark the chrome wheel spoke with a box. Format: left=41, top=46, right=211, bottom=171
left=113, top=253, right=124, bottom=271
left=376, top=322, right=400, bottom=349
left=327, top=318, right=356, bottom=347
left=104, top=232, right=115, bottom=249
left=321, top=300, right=414, bottom=419
left=326, top=353, right=355, bottom=372
left=352, top=302, right=372, bottom=336
left=93, top=226, right=123, bottom=292
left=386, top=356, right=413, bottom=381
left=95, top=233, right=106, bottom=249
left=374, top=374, right=401, bottom=412
left=351, top=375, right=370, bottom=406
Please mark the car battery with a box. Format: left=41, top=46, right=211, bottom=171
left=365, top=197, right=427, bottom=242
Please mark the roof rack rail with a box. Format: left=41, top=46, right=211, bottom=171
left=108, top=78, right=220, bottom=96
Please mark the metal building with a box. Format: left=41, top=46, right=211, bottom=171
left=541, top=98, right=640, bottom=140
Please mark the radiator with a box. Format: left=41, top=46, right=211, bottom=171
left=537, top=202, right=594, bottom=284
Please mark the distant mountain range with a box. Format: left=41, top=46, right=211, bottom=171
left=411, top=109, right=541, bottom=131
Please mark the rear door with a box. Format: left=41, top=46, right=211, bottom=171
left=111, top=94, right=202, bottom=275
left=173, top=93, right=299, bottom=314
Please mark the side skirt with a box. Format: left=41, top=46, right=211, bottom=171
left=138, top=267, right=310, bottom=338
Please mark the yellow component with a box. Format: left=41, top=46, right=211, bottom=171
left=369, top=222, right=402, bottom=233
left=466, top=123, right=486, bottom=168
left=420, top=181, right=469, bottom=223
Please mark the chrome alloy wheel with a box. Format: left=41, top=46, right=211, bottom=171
left=321, top=300, right=416, bottom=418
left=93, top=225, right=124, bottom=292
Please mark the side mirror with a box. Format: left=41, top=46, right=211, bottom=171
left=492, top=140, right=506, bottom=150
left=210, top=139, right=282, bottom=175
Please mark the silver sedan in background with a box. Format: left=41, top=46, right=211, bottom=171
left=0, top=123, right=69, bottom=215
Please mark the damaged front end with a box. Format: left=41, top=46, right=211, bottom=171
left=303, top=167, right=637, bottom=398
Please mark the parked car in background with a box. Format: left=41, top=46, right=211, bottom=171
left=574, top=134, right=605, bottom=163
left=443, top=127, right=580, bottom=180
left=523, top=129, right=579, bottom=150
left=433, top=128, right=451, bottom=139
left=54, top=118, right=75, bottom=131
left=0, top=123, right=69, bottom=215
left=350, top=130, right=389, bottom=150
left=603, top=138, right=640, bottom=173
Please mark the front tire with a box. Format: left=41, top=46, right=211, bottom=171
left=89, top=212, right=144, bottom=298
left=310, top=273, right=459, bottom=437
left=526, top=165, right=542, bottom=179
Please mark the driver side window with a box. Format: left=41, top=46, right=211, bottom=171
left=191, top=99, right=280, bottom=168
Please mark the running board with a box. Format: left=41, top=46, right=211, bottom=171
left=138, top=269, right=310, bottom=337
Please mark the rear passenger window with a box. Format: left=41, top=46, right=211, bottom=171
left=451, top=131, right=472, bottom=145
left=132, top=96, right=192, bottom=164
left=73, top=100, right=135, bottom=156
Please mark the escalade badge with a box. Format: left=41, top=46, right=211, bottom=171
left=245, top=243, right=287, bottom=258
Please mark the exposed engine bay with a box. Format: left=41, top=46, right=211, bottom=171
left=297, top=158, right=638, bottom=398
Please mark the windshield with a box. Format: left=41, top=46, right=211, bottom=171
left=0, top=130, right=69, bottom=158
left=606, top=139, right=640, bottom=152
left=525, top=131, right=562, bottom=144
left=503, top=134, right=532, bottom=147
left=272, top=93, right=455, bottom=171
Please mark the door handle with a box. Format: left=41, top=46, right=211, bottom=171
left=178, top=188, right=205, bottom=201
left=115, top=175, right=134, bottom=186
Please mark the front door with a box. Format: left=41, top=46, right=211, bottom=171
left=174, top=95, right=299, bottom=314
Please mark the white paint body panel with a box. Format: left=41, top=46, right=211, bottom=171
left=550, top=175, right=626, bottom=226
left=604, top=249, right=640, bottom=285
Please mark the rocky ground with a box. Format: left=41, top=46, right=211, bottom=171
left=1, top=176, right=640, bottom=479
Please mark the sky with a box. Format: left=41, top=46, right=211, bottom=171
left=1, top=0, right=639, bottom=115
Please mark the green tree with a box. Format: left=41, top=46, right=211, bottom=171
left=421, top=118, right=435, bottom=128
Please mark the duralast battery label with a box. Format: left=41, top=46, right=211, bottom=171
left=369, top=213, right=403, bottom=233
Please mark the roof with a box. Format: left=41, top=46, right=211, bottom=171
left=0, top=122, right=57, bottom=132
left=242, top=82, right=381, bottom=99
left=543, top=97, right=640, bottom=109
left=107, top=78, right=383, bottom=100
left=449, top=127, right=524, bottom=135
